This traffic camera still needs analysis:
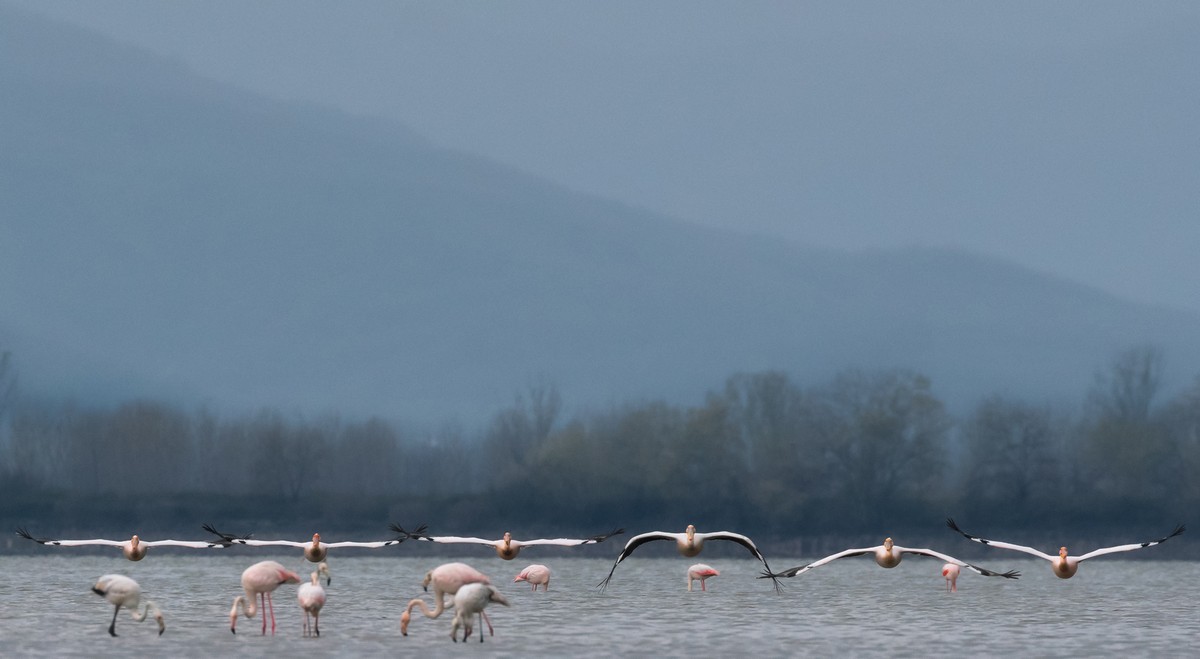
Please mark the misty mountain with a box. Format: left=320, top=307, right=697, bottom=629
left=3, top=6, right=1199, bottom=424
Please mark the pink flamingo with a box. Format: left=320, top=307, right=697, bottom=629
left=514, top=564, right=551, bottom=591
left=393, top=524, right=623, bottom=560
left=760, top=537, right=1021, bottom=582
left=92, top=574, right=164, bottom=636
left=947, top=518, right=1185, bottom=579
left=687, top=563, right=719, bottom=591
left=942, top=563, right=960, bottom=592
left=229, top=560, right=301, bottom=635
left=400, top=562, right=491, bottom=636
left=206, top=524, right=407, bottom=563
left=297, top=563, right=330, bottom=636
left=451, top=583, right=510, bottom=643
left=18, top=528, right=225, bottom=561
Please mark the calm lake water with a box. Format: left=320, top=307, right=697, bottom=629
left=3, top=552, right=1196, bottom=657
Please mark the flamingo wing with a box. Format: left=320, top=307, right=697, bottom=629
left=596, top=532, right=679, bottom=590
left=896, top=546, right=1020, bottom=579
left=324, top=539, right=403, bottom=549
left=1076, top=524, right=1185, bottom=562
left=408, top=535, right=500, bottom=546
left=16, top=529, right=128, bottom=547
left=759, top=546, right=879, bottom=579
left=695, top=531, right=782, bottom=591
left=202, top=523, right=252, bottom=544
left=141, top=539, right=226, bottom=549
left=946, top=518, right=1055, bottom=561
left=234, top=539, right=310, bottom=548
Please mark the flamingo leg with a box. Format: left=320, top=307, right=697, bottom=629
left=478, top=613, right=485, bottom=642
left=109, top=604, right=121, bottom=637
left=314, top=610, right=320, bottom=637
left=482, top=610, right=494, bottom=636
left=701, top=579, right=707, bottom=592
left=268, top=592, right=276, bottom=634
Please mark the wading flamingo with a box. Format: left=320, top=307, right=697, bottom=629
left=229, top=560, right=301, bottom=635
left=450, top=583, right=510, bottom=643
left=297, top=563, right=330, bottom=636
left=758, top=537, right=1021, bottom=582
left=598, top=525, right=780, bottom=591
left=18, top=527, right=226, bottom=561
left=942, top=563, right=960, bottom=592
left=687, top=563, right=719, bottom=591
left=205, top=524, right=413, bottom=563
left=514, top=564, right=551, bottom=591
left=946, top=518, right=1185, bottom=579
left=400, top=562, right=491, bottom=636
left=92, top=574, right=164, bottom=637
left=391, top=524, right=623, bottom=560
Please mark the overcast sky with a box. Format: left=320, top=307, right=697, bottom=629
left=9, top=0, right=1198, bottom=314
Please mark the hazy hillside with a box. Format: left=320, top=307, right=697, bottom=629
left=3, top=6, right=1199, bottom=424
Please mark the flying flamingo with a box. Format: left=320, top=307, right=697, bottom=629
left=514, top=564, right=551, bottom=591
left=229, top=560, right=301, bottom=635
left=758, top=537, right=1021, bottom=582
left=17, top=527, right=227, bottom=561
left=205, top=524, right=413, bottom=563
left=400, top=562, right=491, bottom=636
left=942, top=563, right=960, bottom=592
left=297, top=563, right=330, bottom=637
left=92, top=574, right=164, bottom=637
left=946, top=518, right=1185, bottom=579
left=391, top=524, right=623, bottom=560
left=598, top=525, right=780, bottom=590
left=687, top=563, right=719, bottom=591
left=450, top=583, right=510, bottom=643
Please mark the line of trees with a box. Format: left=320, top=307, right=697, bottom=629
left=1, top=346, right=1197, bottom=544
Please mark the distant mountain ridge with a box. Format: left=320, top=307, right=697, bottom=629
left=3, top=6, right=1199, bottom=424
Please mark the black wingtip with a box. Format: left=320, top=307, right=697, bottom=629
left=1171, top=524, right=1186, bottom=538
left=389, top=522, right=430, bottom=540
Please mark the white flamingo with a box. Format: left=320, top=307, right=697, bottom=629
left=760, top=537, right=1021, bottom=581
left=514, top=564, right=551, bottom=591
left=18, top=527, right=225, bottom=561
left=946, top=518, right=1185, bottom=579
left=400, top=562, right=491, bottom=636
left=298, top=563, right=330, bottom=637
left=687, top=563, right=719, bottom=591
left=206, top=524, right=409, bottom=563
left=392, top=524, right=623, bottom=560
left=92, top=574, right=164, bottom=636
left=229, top=560, right=301, bottom=635
left=450, top=583, right=510, bottom=643
left=599, top=525, right=780, bottom=590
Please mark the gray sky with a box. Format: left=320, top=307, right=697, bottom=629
left=10, top=0, right=1198, bottom=313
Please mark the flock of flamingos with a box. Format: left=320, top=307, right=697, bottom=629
left=14, top=519, right=1186, bottom=641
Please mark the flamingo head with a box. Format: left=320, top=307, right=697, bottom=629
left=311, top=533, right=321, bottom=547
left=685, top=525, right=696, bottom=540
left=1059, top=546, right=1069, bottom=559
left=130, top=534, right=140, bottom=548
left=883, top=537, right=894, bottom=551
left=503, top=531, right=513, bottom=545
left=488, top=585, right=511, bottom=607
left=317, top=562, right=331, bottom=586
left=422, top=570, right=433, bottom=592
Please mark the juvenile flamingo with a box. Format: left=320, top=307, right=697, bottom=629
left=229, top=560, right=301, bottom=635
left=18, top=528, right=226, bottom=561
left=514, top=564, right=551, bottom=591
left=450, top=583, right=510, bottom=643
left=206, top=524, right=411, bottom=563
left=599, top=525, right=780, bottom=590
left=942, top=563, right=960, bottom=592
left=400, top=562, right=491, bottom=636
left=946, top=518, right=1185, bottom=579
left=92, top=574, right=164, bottom=636
left=297, top=563, right=330, bottom=636
left=759, top=537, right=1020, bottom=582
left=392, top=524, right=623, bottom=560
left=687, top=563, right=719, bottom=591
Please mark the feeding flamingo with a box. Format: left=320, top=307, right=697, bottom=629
left=942, top=563, right=960, bottom=592
left=758, top=537, right=1021, bottom=581
left=91, top=574, right=164, bottom=637
left=450, top=583, right=510, bottom=643
left=17, top=527, right=227, bottom=561
left=205, top=523, right=413, bottom=563
left=297, top=563, right=330, bottom=637
left=391, top=524, right=623, bottom=560
left=687, top=563, right=719, bottom=591
left=514, top=564, right=551, bottom=591
left=946, top=518, right=1185, bottom=579
left=400, top=562, right=491, bottom=636
left=598, top=525, right=780, bottom=590
left=229, top=560, right=301, bottom=635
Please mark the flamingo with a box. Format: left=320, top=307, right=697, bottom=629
left=17, top=527, right=226, bottom=561
left=946, top=518, right=1185, bottom=579
left=229, top=560, right=301, bottom=635
left=391, top=524, right=623, bottom=560
left=598, top=524, right=780, bottom=590
left=91, top=574, right=164, bottom=637
left=206, top=524, right=412, bottom=563
left=514, top=564, right=551, bottom=591
left=297, top=563, right=330, bottom=637
left=450, top=583, right=510, bottom=643
left=942, top=563, right=960, bottom=592
left=687, top=563, right=719, bottom=591
left=758, top=537, right=1021, bottom=582
left=400, top=562, right=491, bottom=636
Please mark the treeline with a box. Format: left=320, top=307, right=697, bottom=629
left=0, top=346, right=1197, bottom=544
